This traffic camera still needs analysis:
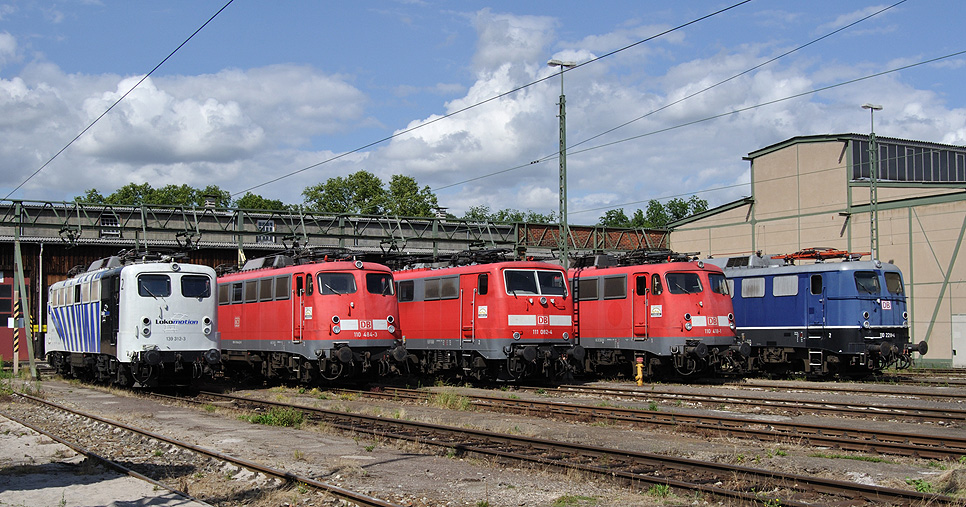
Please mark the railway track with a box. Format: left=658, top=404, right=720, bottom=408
left=3, top=393, right=403, bottom=507
left=737, top=378, right=966, bottom=401
left=342, top=385, right=966, bottom=461
left=166, top=389, right=960, bottom=506
left=545, top=383, right=966, bottom=424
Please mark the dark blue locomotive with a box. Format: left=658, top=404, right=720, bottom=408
left=706, top=248, right=927, bottom=377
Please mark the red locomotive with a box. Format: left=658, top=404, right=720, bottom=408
left=569, top=250, right=747, bottom=380
left=393, top=250, right=583, bottom=381
left=217, top=249, right=407, bottom=383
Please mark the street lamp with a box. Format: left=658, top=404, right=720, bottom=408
left=862, top=103, right=883, bottom=260
left=548, top=59, right=576, bottom=269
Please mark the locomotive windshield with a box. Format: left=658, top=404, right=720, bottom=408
left=318, top=272, right=357, bottom=295
left=708, top=273, right=729, bottom=295
left=854, top=271, right=880, bottom=294
left=366, top=273, right=394, bottom=295
left=504, top=269, right=568, bottom=296
left=181, top=275, right=212, bottom=298
left=884, top=272, right=904, bottom=294
left=138, top=274, right=171, bottom=298
left=665, top=272, right=703, bottom=294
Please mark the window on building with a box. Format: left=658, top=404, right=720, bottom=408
left=256, top=219, right=276, bottom=243
left=99, top=213, right=121, bottom=238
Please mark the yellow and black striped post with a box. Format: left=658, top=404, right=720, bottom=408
left=12, top=291, right=20, bottom=377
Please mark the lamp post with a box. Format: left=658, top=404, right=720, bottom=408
left=862, top=103, right=883, bottom=260
left=548, top=59, right=576, bottom=269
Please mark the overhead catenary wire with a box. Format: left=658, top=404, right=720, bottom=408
left=3, top=0, right=236, bottom=200
left=232, top=0, right=752, bottom=197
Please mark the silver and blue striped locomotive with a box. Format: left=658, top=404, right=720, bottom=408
left=45, top=252, right=221, bottom=386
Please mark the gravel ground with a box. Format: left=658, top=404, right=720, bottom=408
left=1, top=375, right=965, bottom=507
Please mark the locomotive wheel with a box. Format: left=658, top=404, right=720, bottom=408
left=114, top=365, right=135, bottom=388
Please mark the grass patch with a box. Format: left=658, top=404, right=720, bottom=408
left=429, top=391, right=472, bottom=411
left=240, top=407, right=305, bottom=428
left=552, top=494, right=597, bottom=506
left=809, top=452, right=893, bottom=464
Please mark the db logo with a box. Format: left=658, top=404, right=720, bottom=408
left=708, top=316, right=718, bottom=326
left=537, top=316, right=549, bottom=325
left=361, top=320, right=373, bottom=329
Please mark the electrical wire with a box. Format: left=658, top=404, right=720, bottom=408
left=232, top=0, right=751, bottom=197
left=3, top=0, right=235, bottom=200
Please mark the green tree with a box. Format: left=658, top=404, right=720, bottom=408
left=385, top=175, right=438, bottom=216
left=234, top=192, right=287, bottom=211
left=598, top=209, right=631, bottom=227
left=75, top=183, right=234, bottom=208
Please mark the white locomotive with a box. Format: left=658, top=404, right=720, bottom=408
left=45, top=252, right=221, bottom=386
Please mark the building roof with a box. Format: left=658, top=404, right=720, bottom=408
left=744, top=133, right=966, bottom=161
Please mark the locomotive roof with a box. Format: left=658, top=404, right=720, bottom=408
left=706, top=255, right=901, bottom=276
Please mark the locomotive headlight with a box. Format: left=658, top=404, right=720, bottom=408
left=203, top=326, right=212, bottom=336
left=862, top=311, right=870, bottom=319
left=332, top=325, right=342, bottom=334
left=684, top=313, right=692, bottom=321
left=171, top=263, right=180, bottom=272
left=513, top=331, right=522, bottom=340
left=902, top=311, right=908, bottom=319
left=728, top=313, right=734, bottom=322
left=562, top=332, right=570, bottom=341
left=540, top=296, right=547, bottom=305
left=141, top=327, right=151, bottom=336
left=684, top=322, right=692, bottom=331
left=354, top=260, right=364, bottom=269
left=387, top=324, right=396, bottom=334
left=142, top=317, right=151, bottom=326
left=387, top=315, right=395, bottom=324
left=332, top=315, right=340, bottom=324
left=863, top=321, right=870, bottom=329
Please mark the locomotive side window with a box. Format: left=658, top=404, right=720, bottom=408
left=884, top=272, right=904, bottom=294
left=244, top=280, right=258, bottom=302
left=651, top=274, right=663, bottom=295
left=90, top=279, right=101, bottom=301
left=73, top=284, right=81, bottom=304
left=367, top=273, right=394, bottom=295
left=635, top=275, right=647, bottom=296
left=478, top=274, right=488, bottom=295
left=854, top=271, right=880, bottom=294
left=666, top=272, right=702, bottom=294
left=424, top=278, right=440, bottom=300
left=537, top=270, right=568, bottom=296
left=440, top=277, right=459, bottom=299
left=182, top=275, right=211, bottom=299
left=602, top=275, right=626, bottom=299
left=810, top=274, right=823, bottom=295
left=80, top=282, right=91, bottom=303
left=138, top=275, right=171, bottom=298
left=218, top=283, right=231, bottom=305
left=773, top=275, right=798, bottom=296
left=305, top=275, right=314, bottom=296
left=397, top=280, right=415, bottom=302
left=709, top=273, right=729, bottom=295
left=258, top=278, right=274, bottom=301
left=577, top=277, right=599, bottom=301
left=231, top=282, right=243, bottom=303
left=275, top=276, right=291, bottom=300
left=318, top=273, right=357, bottom=295
left=741, top=278, right=765, bottom=298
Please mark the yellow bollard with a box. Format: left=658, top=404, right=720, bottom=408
left=635, top=357, right=644, bottom=386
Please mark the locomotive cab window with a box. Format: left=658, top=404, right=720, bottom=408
left=367, top=273, right=394, bottom=295
left=505, top=270, right=538, bottom=294
left=138, top=275, right=171, bottom=298
left=708, top=273, right=729, bottom=295
left=854, top=271, right=880, bottom=294
left=318, top=272, right=357, bottom=295
left=884, top=272, right=904, bottom=294
left=182, top=275, right=211, bottom=299
left=478, top=273, right=488, bottom=295
left=810, top=274, right=823, bottom=295
left=665, top=272, right=702, bottom=294
left=635, top=275, right=647, bottom=296
left=651, top=274, right=663, bottom=295
left=538, top=270, right=568, bottom=296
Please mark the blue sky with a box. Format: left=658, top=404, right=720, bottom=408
left=1, top=1, right=964, bottom=223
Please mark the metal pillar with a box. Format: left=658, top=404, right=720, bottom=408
left=549, top=59, right=576, bottom=269
left=863, top=103, right=883, bottom=259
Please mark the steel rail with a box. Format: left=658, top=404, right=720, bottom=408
left=0, top=407, right=212, bottom=506
left=546, top=383, right=966, bottom=423
left=346, top=386, right=966, bottom=460
left=194, top=390, right=959, bottom=506
left=12, top=393, right=403, bottom=507
left=735, top=379, right=966, bottom=401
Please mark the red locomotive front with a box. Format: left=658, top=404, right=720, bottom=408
left=218, top=254, right=405, bottom=383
